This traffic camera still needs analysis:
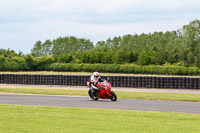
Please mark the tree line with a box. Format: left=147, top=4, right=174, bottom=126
left=30, top=19, right=200, bottom=67
left=1, top=19, right=200, bottom=75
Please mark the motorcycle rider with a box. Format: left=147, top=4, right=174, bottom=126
left=89, top=72, right=104, bottom=96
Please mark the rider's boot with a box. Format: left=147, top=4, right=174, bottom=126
left=91, top=89, right=98, bottom=97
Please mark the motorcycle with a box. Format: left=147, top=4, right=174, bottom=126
left=87, top=78, right=117, bottom=101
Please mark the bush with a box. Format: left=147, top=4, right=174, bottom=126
left=1, top=57, right=200, bottom=76
left=0, top=56, right=30, bottom=71
left=35, top=56, right=54, bottom=70
left=47, top=63, right=200, bottom=75
left=23, top=55, right=36, bottom=70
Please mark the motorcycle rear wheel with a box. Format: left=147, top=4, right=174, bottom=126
left=88, top=89, right=99, bottom=101
left=109, top=91, right=117, bottom=101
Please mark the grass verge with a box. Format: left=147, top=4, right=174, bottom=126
left=0, top=71, right=198, bottom=77
left=0, top=104, right=200, bottom=133
left=1, top=87, right=200, bottom=102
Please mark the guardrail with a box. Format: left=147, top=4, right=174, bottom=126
left=0, top=74, right=200, bottom=89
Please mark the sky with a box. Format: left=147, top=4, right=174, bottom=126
left=0, top=0, right=200, bottom=54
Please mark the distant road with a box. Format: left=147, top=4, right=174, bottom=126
left=1, top=94, right=200, bottom=114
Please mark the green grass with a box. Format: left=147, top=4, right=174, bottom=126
left=118, top=91, right=200, bottom=102
left=0, top=104, right=200, bottom=133
left=0, top=71, right=198, bottom=77
left=1, top=87, right=200, bottom=102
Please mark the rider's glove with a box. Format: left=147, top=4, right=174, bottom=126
left=97, top=86, right=102, bottom=91
left=98, top=86, right=103, bottom=89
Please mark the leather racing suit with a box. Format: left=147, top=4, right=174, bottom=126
left=89, top=75, right=104, bottom=93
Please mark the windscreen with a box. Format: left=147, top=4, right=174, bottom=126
left=103, top=81, right=109, bottom=86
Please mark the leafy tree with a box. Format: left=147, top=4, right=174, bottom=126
left=137, top=51, right=151, bottom=65
left=109, top=36, right=121, bottom=48
left=0, top=48, right=18, bottom=57
left=128, top=52, right=137, bottom=63
left=41, top=40, right=52, bottom=56
left=52, top=36, right=94, bottom=56
left=81, top=52, right=89, bottom=63
left=31, top=41, right=42, bottom=57
left=179, top=19, right=200, bottom=66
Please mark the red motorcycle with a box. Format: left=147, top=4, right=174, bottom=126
left=87, top=78, right=117, bottom=101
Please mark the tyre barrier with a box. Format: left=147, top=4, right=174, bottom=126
left=0, top=74, right=200, bottom=89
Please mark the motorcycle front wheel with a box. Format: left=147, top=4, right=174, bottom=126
left=88, top=89, right=99, bottom=101
left=109, top=91, right=117, bottom=101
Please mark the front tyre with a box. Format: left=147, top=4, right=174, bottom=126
left=88, top=89, right=99, bottom=101
left=109, top=91, right=117, bottom=101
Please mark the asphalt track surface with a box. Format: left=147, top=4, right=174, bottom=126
left=1, top=93, right=200, bottom=114
left=1, top=84, right=200, bottom=114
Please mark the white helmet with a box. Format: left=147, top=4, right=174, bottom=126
left=93, top=72, right=100, bottom=78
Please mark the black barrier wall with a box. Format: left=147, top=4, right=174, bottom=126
left=0, top=74, right=200, bottom=89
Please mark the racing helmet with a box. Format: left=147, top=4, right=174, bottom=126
left=93, top=72, right=100, bottom=78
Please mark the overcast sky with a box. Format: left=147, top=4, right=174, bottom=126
left=0, top=0, right=200, bottom=54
